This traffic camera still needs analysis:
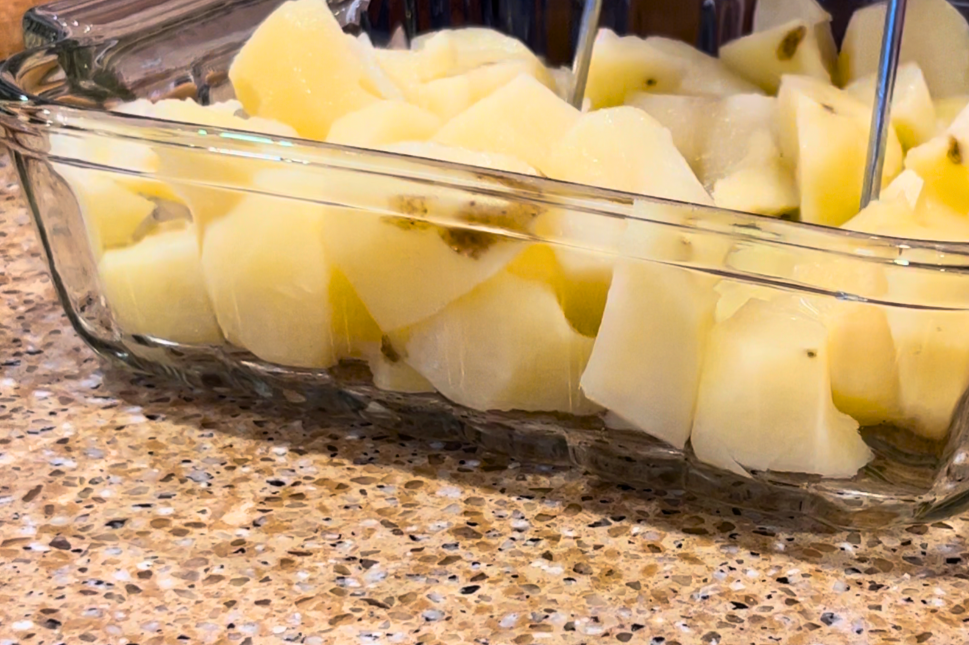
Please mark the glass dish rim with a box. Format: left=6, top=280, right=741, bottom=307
left=3, top=40, right=969, bottom=291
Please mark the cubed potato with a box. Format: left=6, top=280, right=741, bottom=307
left=839, top=0, right=969, bottom=98
left=100, top=224, right=222, bottom=345
left=229, top=0, right=384, bottom=140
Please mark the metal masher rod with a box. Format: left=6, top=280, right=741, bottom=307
left=860, top=0, right=908, bottom=209
left=568, top=0, right=604, bottom=109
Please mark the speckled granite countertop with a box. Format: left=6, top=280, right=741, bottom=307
left=0, top=156, right=967, bottom=645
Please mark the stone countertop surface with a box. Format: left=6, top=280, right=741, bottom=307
left=0, top=156, right=967, bottom=645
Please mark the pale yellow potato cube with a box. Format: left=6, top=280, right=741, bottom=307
left=433, top=74, right=580, bottom=171
left=839, top=0, right=969, bottom=98
left=327, top=269, right=382, bottom=360
left=372, top=34, right=456, bottom=97
left=793, top=259, right=899, bottom=427
left=505, top=244, right=608, bottom=338
left=413, top=75, right=474, bottom=121
left=228, top=0, right=382, bottom=140
left=415, top=59, right=552, bottom=121
left=314, top=142, right=539, bottom=331
left=585, top=29, right=685, bottom=109
left=646, top=37, right=761, bottom=97
left=538, top=106, right=711, bottom=308
left=845, top=63, right=936, bottom=149
left=582, top=260, right=718, bottom=449
left=936, top=96, right=969, bottom=131
left=624, top=93, right=715, bottom=171
left=398, top=271, right=597, bottom=414
left=201, top=194, right=337, bottom=369
left=413, top=27, right=553, bottom=86
left=58, top=166, right=157, bottom=259
left=327, top=100, right=442, bottom=148
left=720, top=20, right=833, bottom=94
left=117, top=98, right=296, bottom=242
left=700, top=94, right=779, bottom=187
left=776, top=75, right=903, bottom=227
left=99, top=224, right=222, bottom=345
left=904, top=105, right=969, bottom=215
left=880, top=169, right=924, bottom=207
left=712, top=161, right=799, bottom=216
left=888, top=310, right=969, bottom=441
left=691, top=297, right=870, bottom=478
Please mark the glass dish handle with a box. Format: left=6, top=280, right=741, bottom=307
left=22, top=0, right=369, bottom=49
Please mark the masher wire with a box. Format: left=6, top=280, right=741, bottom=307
left=861, top=0, right=908, bottom=209
left=568, top=0, right=604, bottom=109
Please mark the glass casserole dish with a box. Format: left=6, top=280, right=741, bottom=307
left=4, top=0, right=969, bottom=529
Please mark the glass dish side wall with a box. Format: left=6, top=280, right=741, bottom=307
left=4, top=1, right=969, bottom=528
left=5, top=91, right=969, bottom=528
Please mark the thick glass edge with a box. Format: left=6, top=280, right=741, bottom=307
left=7, top=98, right=969, bottom=311
left=4, top=38, right=969, bottom=311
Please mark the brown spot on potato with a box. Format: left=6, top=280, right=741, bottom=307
left=777, top=25, right=807, bottom=61
left=388, top=193, right=542, bottom=259
left=948, top=136, right=962, bottom=164
left=436, top=228, right=498, bottom=259
left=380, top=336, right=401, bottom=363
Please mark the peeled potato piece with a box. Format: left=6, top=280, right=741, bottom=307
left=306, top=142, right=540, bottom=332
left=720, top=19, right=833, bottom=94
left=713, top=244, right=795, bottom=323
left=888, top=310, right=969, bottom=441
left=751, top=0, right=837, bottom=76
left=412, top=27, right=553, bottom=84
left=581, top=257, right=718, bottom=449
left=505, top=244, right=607, bottom=338
left=584, top=30, right=686, bottom=108
left=628, top=93, right=796, bottom=214
left=776, top=75, right=903, bottom=227
left=100, top=224, right=222, bottom=345
left=228, top=0, right=383, bottom=140
left=754, top=0, right=833, bottom=31
left=845, top=63, right=936, bottom=149
left=371, top=33, right=457, bottom=96
left=538, top=106, right=712, bottom=326
left=59, top=166, right=158, bottom=259
left=712, top=161, right=799, bottom=217
left=700, top=94, right=780, bottom=188
left=904, top=104, right=969, bottom=215
left=793, top=258, right=899, bottom=427
left=398, top=271, right=597, bottom=414
left=201, top=194, right=337, bottom=369
left=433, top=74, right=580, bottom=172
left=327, top=100, right=442, bottom=148
left=625, top=93, right=715, bottom=172
left=646, top=37, right=761, bottom=97
left=841, top=191, right=969, bottom=440
left=839, top=0, right=969, bottom=98
left=936, top=96, right=969, bottom=131
left=118, top=98, right=296, bottom=241
left=415, top=60, right=551, bottom=121
left=365, top=342, right=436, bottom=394
left=691, top=297, right=871, bottom=478
left=880, top=169, right=924, bottom=207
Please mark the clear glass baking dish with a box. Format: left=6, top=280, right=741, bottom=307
left=4, top=0, right=969, bottom=529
